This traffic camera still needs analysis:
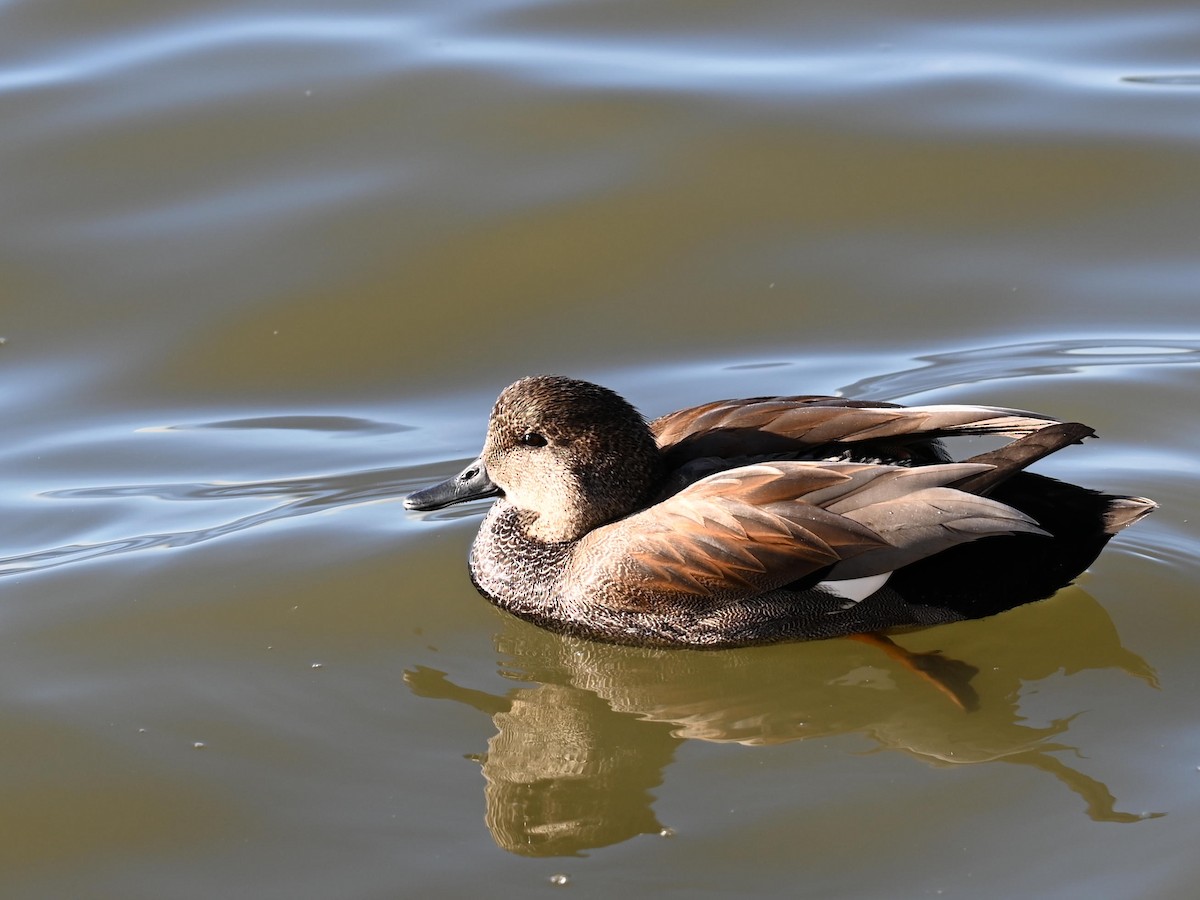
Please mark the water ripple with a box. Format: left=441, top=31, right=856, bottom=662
left=0, top=14, right=420, bottom=92
left=1122, top=74, right=1200, bottom=86
left=159, top=415, right=414, bottom=435
left=839, top=337, right=1200, bottom=400
left=4, top=6, right=1198, bottom=100
left=0, top=466, right=426, bottom=578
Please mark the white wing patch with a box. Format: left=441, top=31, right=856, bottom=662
left=817, top=572, right=892, bottom=607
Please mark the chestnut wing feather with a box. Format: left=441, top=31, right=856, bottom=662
left=784, top=462, right=1049, bottom=578
left=651, top=397, right=1061, bottom=461
left=568, top=460, right=1051, bottom=612
left=570, top=464, right=891, bottom=608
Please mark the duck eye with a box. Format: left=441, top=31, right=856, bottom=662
left=519, top=432, right=547, bottom=448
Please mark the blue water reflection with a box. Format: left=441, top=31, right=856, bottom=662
left=3, top=338, right=1195, bottom=580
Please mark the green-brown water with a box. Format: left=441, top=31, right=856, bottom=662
left=3, top=0, right=1199, bottom=896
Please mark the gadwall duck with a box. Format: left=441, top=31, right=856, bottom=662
left=405, top=375, right=1155, bottom=648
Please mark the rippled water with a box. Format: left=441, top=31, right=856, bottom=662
left=3, top=0, right=1199, bottom=897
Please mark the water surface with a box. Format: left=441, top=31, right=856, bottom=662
left=2, top=0, right=1199, bottom=897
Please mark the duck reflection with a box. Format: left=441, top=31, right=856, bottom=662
left=405, top=587, right=1159, bottom=857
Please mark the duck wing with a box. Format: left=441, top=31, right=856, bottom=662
left=569, top=461, right=1046, bottom=611
left=651, top=397, right=1061, bottom=464
left=571, top=463, right=887, bottom=604
left=810, top=463, right=1050, bottom=579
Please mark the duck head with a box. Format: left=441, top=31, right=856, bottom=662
left=405, top=376, right=665, bottom=543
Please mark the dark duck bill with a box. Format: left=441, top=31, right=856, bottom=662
left=404, top=457, right=500, bottom=511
